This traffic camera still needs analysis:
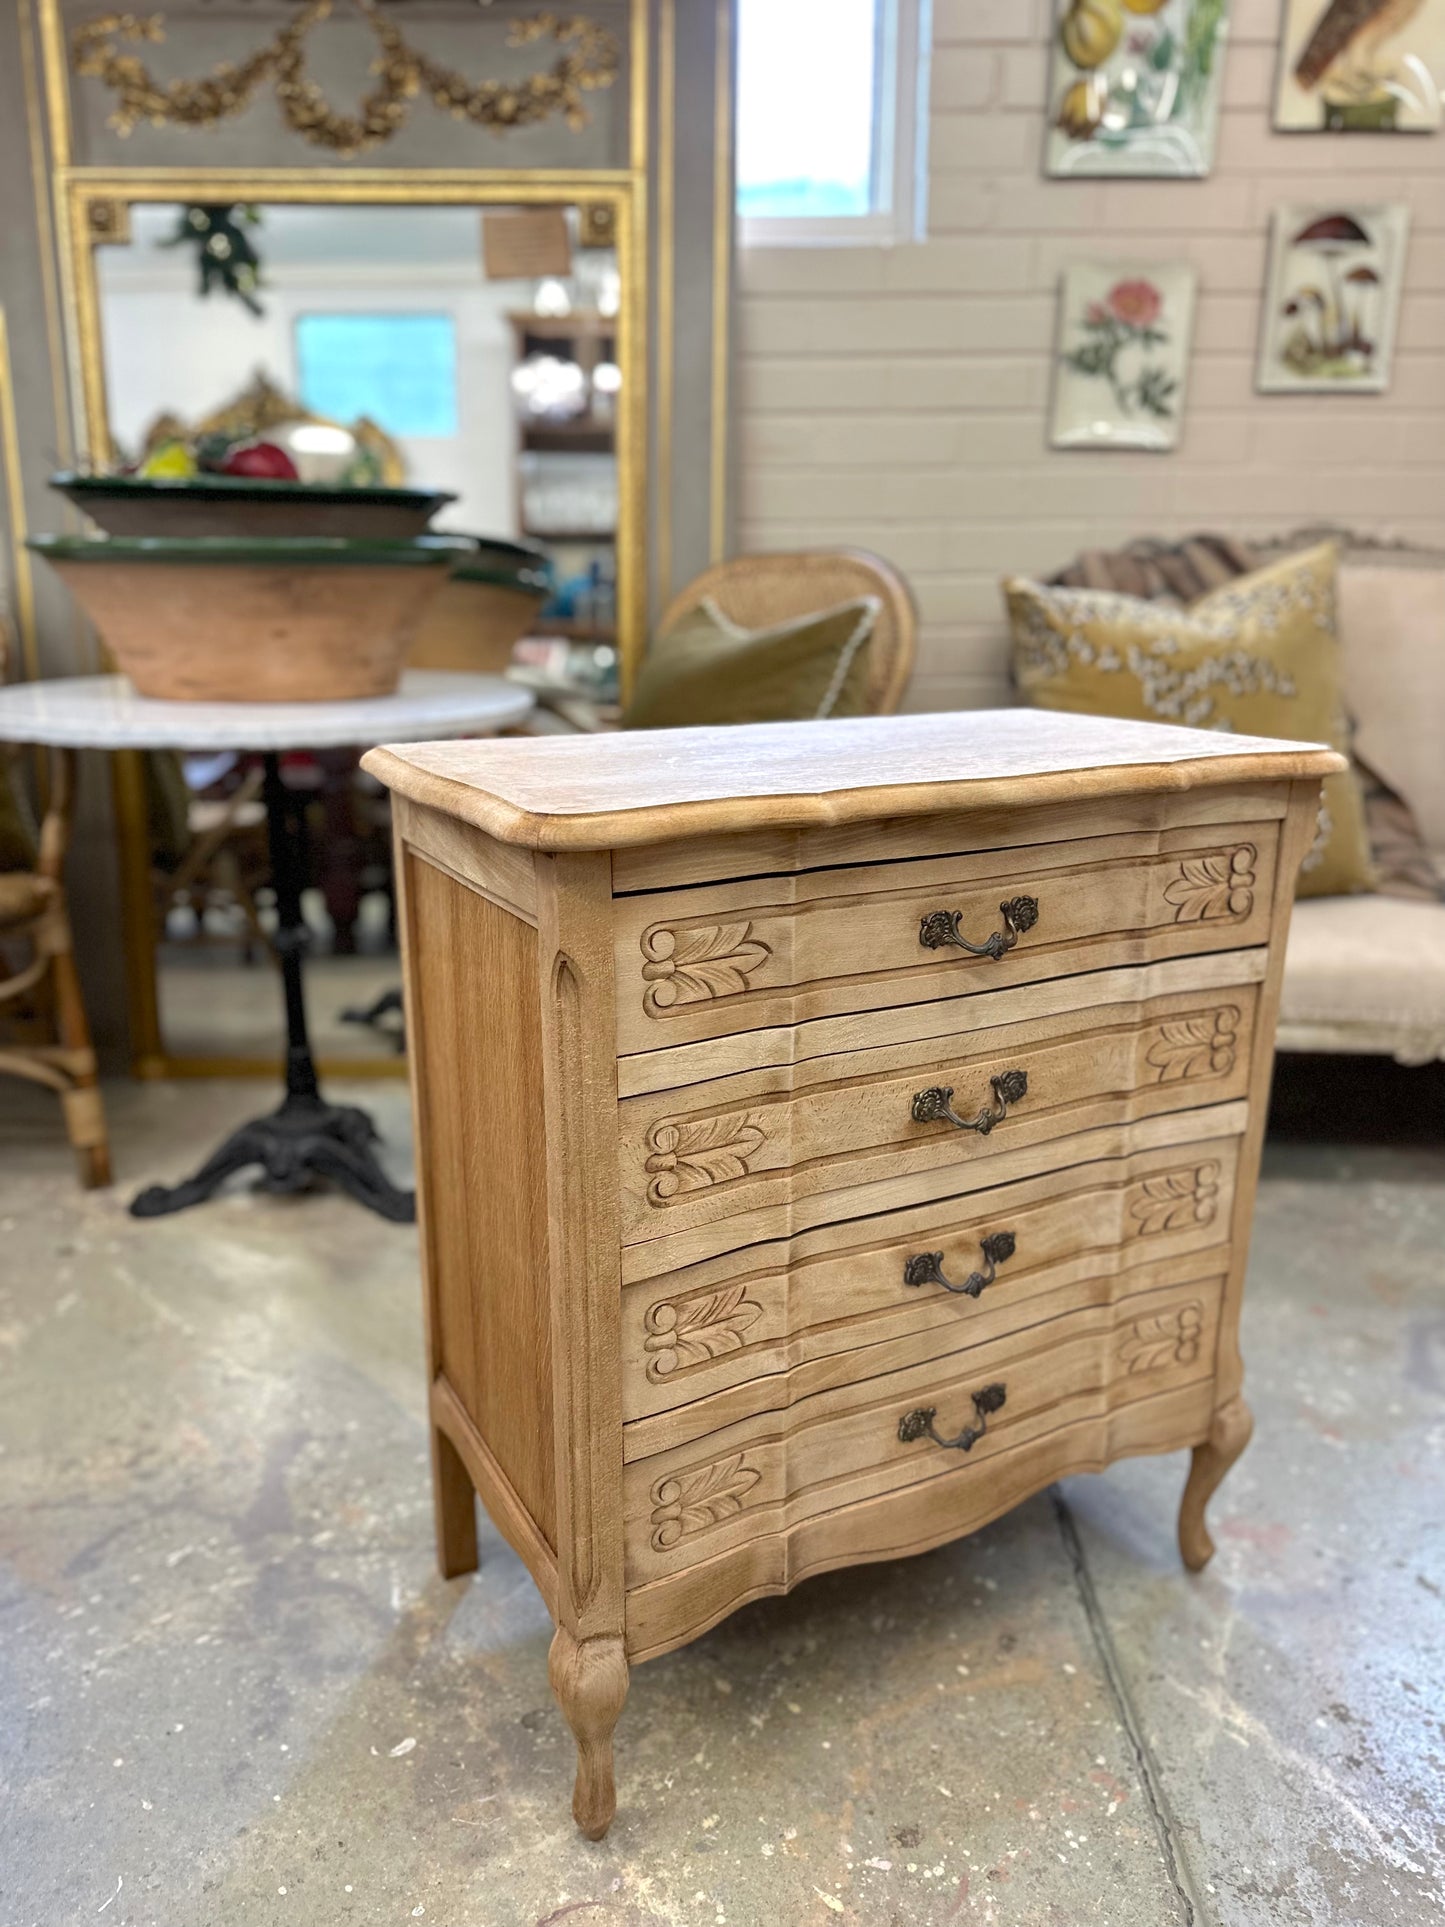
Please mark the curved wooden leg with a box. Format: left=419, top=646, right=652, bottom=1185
left=549, top=1627, right=629, bottom=1841
left=1179, top=1395, right=1253, bottom=1572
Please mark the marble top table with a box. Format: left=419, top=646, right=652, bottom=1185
left=0, top=669, right=534, bottom=752
left=0, top=670, right=534, bottom=1222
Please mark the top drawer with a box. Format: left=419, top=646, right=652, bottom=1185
left=612, top=821, right=1278, bottom=1057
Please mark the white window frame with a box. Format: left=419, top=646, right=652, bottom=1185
left=737, top=0, right=931, bottom=249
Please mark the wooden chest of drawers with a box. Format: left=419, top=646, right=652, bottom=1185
left=366, top=710, right=1339, bottom=1841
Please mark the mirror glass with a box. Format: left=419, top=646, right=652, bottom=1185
left=90, top=199, right=622, bottom=1064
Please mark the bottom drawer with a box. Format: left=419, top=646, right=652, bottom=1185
left=623, top=1274, right=1221, bottom=1649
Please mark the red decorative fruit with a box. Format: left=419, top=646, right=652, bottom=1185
left=221, top=440, right=300, bottom=481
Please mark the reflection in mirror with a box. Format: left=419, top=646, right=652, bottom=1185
left=91, top=200, right=622, bottom=1064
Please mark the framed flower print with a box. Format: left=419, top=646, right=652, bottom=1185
left=1050, top=263, right=1198, bottom=450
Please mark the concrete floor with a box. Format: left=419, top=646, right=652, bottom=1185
left=0, top=1079, right=1441, bottom=1927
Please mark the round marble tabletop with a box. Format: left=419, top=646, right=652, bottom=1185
left=0, top=669, right=534, bottom=751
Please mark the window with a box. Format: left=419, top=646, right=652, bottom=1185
left=294, top=313, right=459, bottom=437
left=736, top=0, right=929, bottom=246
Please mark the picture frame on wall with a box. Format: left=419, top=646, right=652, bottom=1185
left=1256, top=203, right=1410, bottom=394
left=1273, top=0, right=1445, bottom=133
left=1050, top=263, right=1198, bottom=451
left=1045, top=0, right=1231, bottom=178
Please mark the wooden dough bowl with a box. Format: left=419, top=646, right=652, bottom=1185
left=29, top=534, right=471, bottom=702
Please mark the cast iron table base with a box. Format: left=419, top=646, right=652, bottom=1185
left=130, top=754, right=415, bottom=1223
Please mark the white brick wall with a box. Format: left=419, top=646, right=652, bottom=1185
left=734, top=0, right=1445, bottom=713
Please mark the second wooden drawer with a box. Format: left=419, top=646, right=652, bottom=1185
left=618, top=955, right=1263, bottom=1265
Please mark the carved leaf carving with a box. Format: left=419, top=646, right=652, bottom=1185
left=644, top=1285, right=764, bottom=1377
left=1117, top=1302, right=1205, bottom=1375
left=1145, top=1007, right=1239, bottom=1083
left=641, top=921, right=772, bottom=1014
left=1162, top=846, right=1256, bottom=923
left=645, top=1112, right=767, bottom=1205
left=1127, top=1161, right=1221, bottom=1236
left=649, top=1454, right=761, bottom=1550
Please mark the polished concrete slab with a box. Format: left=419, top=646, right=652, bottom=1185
left=0, top=1078, right=1441, bottom=1927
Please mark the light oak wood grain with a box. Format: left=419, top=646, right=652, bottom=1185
left=374, top=716, right=1319, bottom=1839
left=612, top=821, right=1278, bottom=1057
left=362, top=709, right=1342, bottom=854
left=533, top=851, right=630, bottom=1840
left=623, top=1276, right=1221, bottom=1588
left=621, top=1136, right=1240, bottom=1452
left=618, top=972, right=1262, bottom=1260
left=620, top=1103, right=1251, bottom=1288
left=395, top=793, right=538, bottom=926
left=616, top=946, right=1265, bottom=1101
left=625, top=1379, right=1215, bottom=1663
left=401, top=849, right=556, bottom=1551
left=612, top=782, right=1291, bottom=894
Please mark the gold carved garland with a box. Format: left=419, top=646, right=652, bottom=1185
left=70, top=0, right=620, bottom=156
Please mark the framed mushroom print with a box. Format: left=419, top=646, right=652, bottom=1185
left=1257, top=204, right=1410, bottom=393
left=1046, top=0, right=1232, bottom=177
left=1273, top=0, right=1445, bottom=133
left=1051, top=264, right=1197, bottom=450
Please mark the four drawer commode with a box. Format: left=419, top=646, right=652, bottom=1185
left=365, top=708, right=1341, bottom=1841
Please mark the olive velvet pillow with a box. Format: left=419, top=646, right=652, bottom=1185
left=624, top=595, right=880, bottom=731
left=1004, top=540, right=1372, bottom=898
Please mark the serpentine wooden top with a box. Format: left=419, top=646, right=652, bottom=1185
left=362, top=709, right=1343, bottom=852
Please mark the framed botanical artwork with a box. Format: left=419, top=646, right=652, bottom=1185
left=1045, top=0, right=1231, bottom=178
left=1256, top=204, right=1410, bottom=393
left=1050, top=264, right=1198, bottom=450
left=1273, top=0, right=1445, bottom=133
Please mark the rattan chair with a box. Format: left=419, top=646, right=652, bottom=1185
left=0, top=686, right=111, bottom=1188
left=657, top=547, right=919, bottom=716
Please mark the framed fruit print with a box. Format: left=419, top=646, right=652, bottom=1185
left=1273, top=0, right=1445, bottom=133
left=1050, top=263, right=1198, bottom=449
left=1256, top=204, right=1410, bottom=393
left=1045, top=0, right=1232, bottom=176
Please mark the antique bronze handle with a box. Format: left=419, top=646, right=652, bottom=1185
left=919, top=895, right=1038, bottom=961
left=903, top=1230, right=1016, bottom=1298
left=898, top=1383, right=1007, bottom=1453
left=911, top=1069, right=1028, bottom=1136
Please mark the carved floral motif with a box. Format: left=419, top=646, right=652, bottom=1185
left=1127, top=1161, right=1221, bottom=1236
left=640, top=921, right=772, bottom=1016
left=1117, top=1302, right=1205, bottom=1374
left=650, top=1454, right=761, bottom=1550
left=1145, top=1007, right=1239, bottom=1084
left=644, top=1285, right=764, bottom=1378
left=1163, top=846, right=1257, bottom=923
left=645, top=1112, right=767, bottom=1205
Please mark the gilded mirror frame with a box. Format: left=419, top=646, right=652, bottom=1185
left=61, top=169, right=645, bottom=1079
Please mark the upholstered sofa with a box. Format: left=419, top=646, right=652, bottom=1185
left=1275, top=547, right=1445, bottom=1065
left=1040, top=531, right=1445, bottom=1069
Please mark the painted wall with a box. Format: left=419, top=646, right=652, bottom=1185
left=734, top=0, right=1445, bottom=714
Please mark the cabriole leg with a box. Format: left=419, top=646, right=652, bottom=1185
left=1179, top=1395, right=1254, bottom=1572
left=548, top=1627, right=629, bottom=1841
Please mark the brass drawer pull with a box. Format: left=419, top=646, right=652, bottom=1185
left=911, top=1069, right=1028, bottom=1136
left=919, top=895, right=1038, bottom=961
left=898, top=1382, right=1007, bottom=1453
left=904, top=1230, right=1016, bottom=1298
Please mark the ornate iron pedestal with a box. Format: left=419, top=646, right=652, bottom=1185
left=131, top=754, right=415, bottom=1223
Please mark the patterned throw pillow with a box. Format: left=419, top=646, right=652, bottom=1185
left=625, top=595, right=880, bottom=730
left=1004, top=540, right=1372, bottom=899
